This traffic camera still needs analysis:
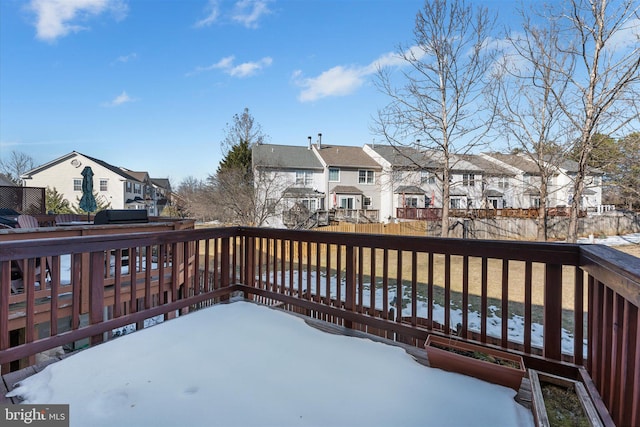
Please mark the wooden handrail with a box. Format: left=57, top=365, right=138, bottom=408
left=1, top=225, right=638, bottom=425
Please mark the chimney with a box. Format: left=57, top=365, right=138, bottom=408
left=308, top=136, right=312, bottom=150
left=317, top=132, right=322, bottom=149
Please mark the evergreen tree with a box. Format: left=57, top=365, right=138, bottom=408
left=217, top=138, right=253, bottom=180
left=45, top=187, right=73, bottom=214
left=209, top=108, right=267, bottom=225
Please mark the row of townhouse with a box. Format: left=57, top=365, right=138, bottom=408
left=253, top=140, right=604, bottom=228
left=20, top=151, right=172, bottom=216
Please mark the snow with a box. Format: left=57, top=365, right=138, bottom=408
left=7, top=301, right=533, bottom=427
left=262, top=270, right=586, bottom=357
left=576, top=232, right=640, bottom=246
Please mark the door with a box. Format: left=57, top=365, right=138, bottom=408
left=339, top=197, right=354, bottom=209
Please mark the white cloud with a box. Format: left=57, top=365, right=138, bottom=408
left=188, top=55, right=272, bottom=78
left=194, top=0, right=220, bottom=28
left=294, top=47, right=423, bottom=102
left=28, top=0, right=128, bottom=42
left=113, top=52, right=137, bottom=64
left=194, top=0, right=271, bottom=29
left=231, top=0, right=272, bottom=29
left=606, top=17, right=640, bottom=53
left=294, top=66, right=365, bottom=102
left=102, top=91, right=137, bottom=107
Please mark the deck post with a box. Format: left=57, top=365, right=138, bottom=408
left=543, top=263, right=562, bottom=360
left=244, top=236, right=255, bottom=300
left=221, top=237, right=230, bottom=301
left=345, top=245, right=355, bottom=329
left=89, top=251, right=105, bottom=346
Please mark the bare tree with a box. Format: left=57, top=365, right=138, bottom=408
left=0, top=151, right=35, bottom=185
left=550, top=0, right=640, bottom=242
left=214, top=167, right=289, bottom=226
left=209, top=108, right=277, bottom=226
left=495, top=10, right=573, bottom=241
left=219, top=107, right=266, bottom=168
left=175, top=176, right=215, bottom=222
left=373, top=0, right=497, bottom=237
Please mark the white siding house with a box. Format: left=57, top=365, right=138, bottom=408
left=253, top=143, right=326, bottom=228
left=313, top=142, right=382, bottom=222
left=21, top=151, right=170, bottom=215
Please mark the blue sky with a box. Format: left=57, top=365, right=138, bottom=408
left=4, top=0, right=634, bottom=186
left=1, top=0, right=435, bottom=185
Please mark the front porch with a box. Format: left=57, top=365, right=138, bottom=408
left=1, top=224, right=638, bottom=426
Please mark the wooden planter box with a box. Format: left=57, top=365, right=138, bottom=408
left=529, top=369, right=603, bottom=427
left=425, top=335, right=525, bottom=390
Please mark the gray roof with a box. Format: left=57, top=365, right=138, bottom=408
left=484, top=153, right=541, bottom=175
left=394, top=185, right=425, bottom=194
left=450, top=187, right=468, bottom=196
left=331, top=185, right=363, bottom=194
left=545, top=156, right=604, bottom=175
left=315, top=145, right=381, bottom=169
left=22, top=151, right=147, bottom=183
left=283, top=187, right=324, bottom=197
left=367, top=144, right=439, bottom=169
left=151, top=178, right=171, bottom=191
left=485, top=189, right=504, bottom=197
left=461, top=154, right=514, bottom=177
left=253, top=144, right=323, bottom=170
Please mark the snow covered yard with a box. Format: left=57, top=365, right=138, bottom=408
left=7, top=301, right=533, bottom=427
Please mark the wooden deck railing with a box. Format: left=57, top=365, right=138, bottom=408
left=1, top=226, right=638, bottom=426
left=396, top=207, right=588, bottom=220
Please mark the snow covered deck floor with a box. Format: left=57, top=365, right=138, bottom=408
left=2, top=301, right=534, bottom=427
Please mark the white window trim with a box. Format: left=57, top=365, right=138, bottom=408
left=329, top=168, right=340, bottom=182
left=358, top=169, right=375, bottom=185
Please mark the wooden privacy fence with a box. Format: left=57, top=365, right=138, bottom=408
left=1, top=226, right=638, bottom=426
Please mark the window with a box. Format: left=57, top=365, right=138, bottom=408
left=266, top=198, right=277, bottom=214
left=406, top=196, right=418, bottom=207
left=134, top=183, right=142, bottom=194
left=359, top=170, right=374, bottom=184
left=100, top=179, right=108, bottom=191
left=497, top=177, right=509, bottom=189
left=301, top=199, right=317, bottom=211
left=126, top=182, right=132, bottom=192
left=421, top=170, right=435, bottom=185
left=329, top=168, right=340, bottom=182
left=450, top=198, right=462, bottom=209
left=463, top=174, right=475, bottom=187
left=295, top=170, right=313, bottom=186
left=73, top=179, right=82, bottom=191
left=531, top=196, right=541, bottom=209
left=363, top=196, right=372, bottom=208
left=339, top=197, right=354, bottom=209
